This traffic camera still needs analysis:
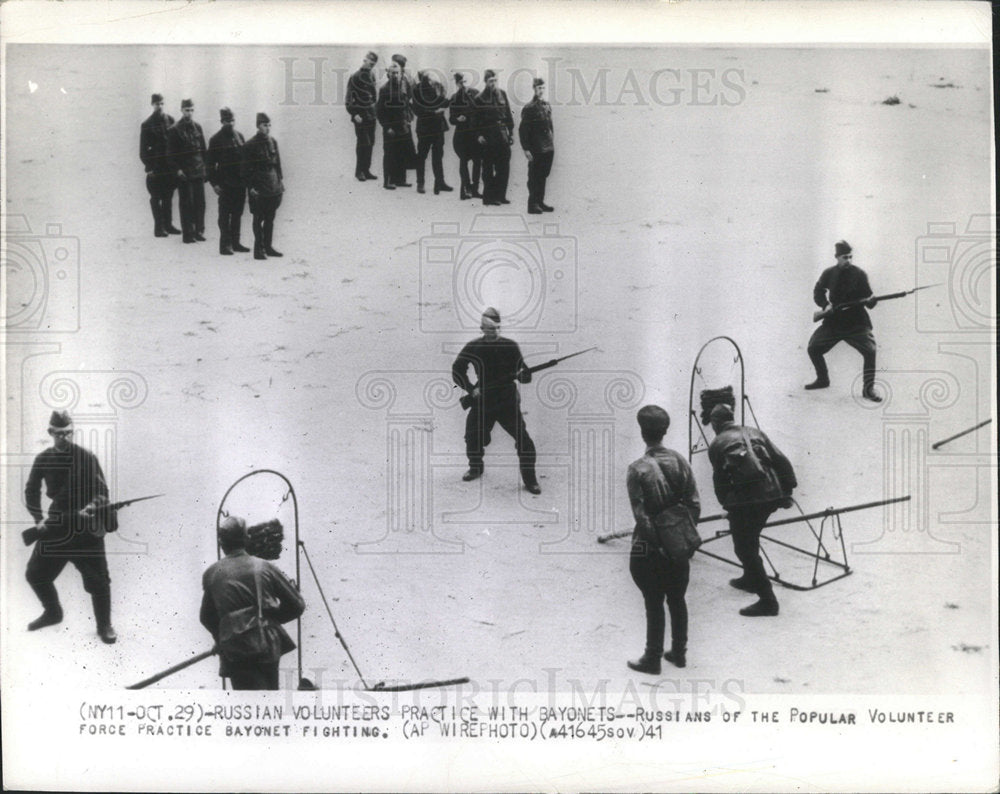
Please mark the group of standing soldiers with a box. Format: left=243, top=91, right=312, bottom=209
left=139, top=95, right=285, bottom=260
left=347, top=53, right=556, bottom=213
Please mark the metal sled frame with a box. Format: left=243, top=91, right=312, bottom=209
left=686, top=336, right=851, bottom=591
left=216, top=469, right=304, bottom=686
left=217, top=469, right=468, bottom=693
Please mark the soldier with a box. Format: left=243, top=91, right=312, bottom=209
left=391, top=53, right=419, bottom=178
left=139, top=93, right=180, bottom=236
left=206, top=107, right=249, bottom=256
left=412, top=70, right=453, bottom=195
left=200, top=516, right=305, bottom=690
left=242, top=112, right=284, bottom=260
left=346, top=51, right=379, bottom=181
left=707, top=404, right=797, bottom=617
left=166, top=98, right=208, bottom=244
left=22, top=411, right=119, bottom=644
left=806, top=240, right=882, bottom=402
left=449, top=72, right=482, bottom=200
left=452, top=308, right=541, bottom=494
left=626, top=406, right=701, bottom=674
left=376, top=61, right=411, bottom=189
left=519, top=77, right=555, bottom=214
left=475, top=70, right=514, bottom=206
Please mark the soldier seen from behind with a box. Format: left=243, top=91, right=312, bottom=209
left=707, top=404, right=797, bottom=617
left=626, top=406, right=701, bottom=675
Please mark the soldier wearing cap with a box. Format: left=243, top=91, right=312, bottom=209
left=22, top=411, right=120, bottom=644
left=166, top=98, right=208, bottom=243
left=806, top=240, right=882, bottom=402
left=200, top=516, right=305, bottom=690
left=412, top=70, right=453, bottom=195
left=452, top=308, right=540, bottom=494
left=206, top=107, right=249, bottom=256
left=449, top=72, right=482, bottom=199
left=139, top=93, right=181, bottom=237
left=519, top=77, right=555, bottom=214
left=475, top=69, right=514, bottom=206
left=707, top=404, right=797, bottom=617
left=241, top=112, right=285, bottom=260
left=347, top=51, right=380, bottom=181
left=626, top=406, right=701, bottom=674
left=377, top=60, right=411, bottom=189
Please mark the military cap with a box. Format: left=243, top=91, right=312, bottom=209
left=151, top=93, right=164, bottom=104
left=256, top=112, right=271, bottom=125
left=532, top=77, right=545, bottom=88
left=219, top=106, right=234, bottom=122
left=392, top=53, right=407, bottom=67
left=48, top=410, right=73, bottom=432
left=218, top=515, right=248, bottom=548
left=181, top=98, right=194, bottom=109
left=484, top=69, right=496, bottom=80
left=835, top=240, right=852, bottom=256
left=482, top=307, right=501, bottom=323
left=710, top=403, right=734, bottom=424
left=365, top=51, right=378, bottom=63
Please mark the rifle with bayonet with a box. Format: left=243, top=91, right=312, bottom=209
left=22, top=493, right=164, bottom=546
left=813, top=283, right=940, bottom=322
left=459, top=347, right=597, bottom=410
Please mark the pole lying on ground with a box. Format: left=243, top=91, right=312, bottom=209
left=370, top=677, right=471, bottom=692
left=596, top=496, right=911, bottom=544
left=931, top=418, right=992, bottom=450
left=126, top=648, right=217, bottom=690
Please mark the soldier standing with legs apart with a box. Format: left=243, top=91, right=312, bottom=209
left=806, top=240, right=882, bottom=402
left=200, top=516, right=305, bottom=690
left=412, top=70, right=453, bottom=195
left=449, top=72, right=482, bottom=200
left=347, top=51, right=379, bottom=181
left=242, top=113, right=284, bottom=260
left=707, top=404, right=797, bottom=617
left=519, top=77, right=555, bottom=214
left=626, top=406, right=701, bottom=674
left=139, top=93, right=180, bottom=236
left=206, top=107, right=249, bottom=256
left=476, top=70, right=514, bottom=206
left=22, top=411, right=119, bottom=644
left=452, top=308, right=541, bottom=495
left=167, top=99, right=208, bottom=243
left=377, top=61, right=410, bottom=190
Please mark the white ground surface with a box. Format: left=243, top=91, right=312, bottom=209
left=1, top=40, right=996, bottom=790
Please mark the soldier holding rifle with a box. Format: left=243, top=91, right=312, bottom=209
left=805, top=240, right=882, bottom=402
left=452, top=308, right=541, bottom=494
left=22, top=411, right=120, bottom=643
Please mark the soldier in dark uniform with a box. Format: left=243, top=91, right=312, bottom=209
left=519, top=77, right=555, bottom=214
left=241, top=112, right=285, bottom=260
left=200, top=516, right=305, bottom=690
left=376, top=61, right=411, bottom=190
left=806, top=241, right=882, bottom=402
left=206, top=107, right=249, bottom=256
left=167, top=99, right=208, bottom=243
left=475, top=70, right=514, bottom=206
left=22, top=411, right=119, bottom=644
left=346, top=51, right=379, bottom=181
left=392, top=53, right=419, bottom=178
left=412, top=70, right=453, bottom=195
left=626, top=406, right=701, bottom=674
left=139, top=93, right=180, bottom=237
left=452, top=307, right=541, bottom=494
left=707, top=404, right=797, bottom=617
left=449, top=72, right=482, bottom=200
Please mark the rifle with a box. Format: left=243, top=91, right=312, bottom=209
left=22, top=493, right=164, bottom=546
left=458, top=347, right=597, bottom=410
left=812, top=283, right=940, bottom=322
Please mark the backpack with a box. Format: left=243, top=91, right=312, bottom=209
left=719, top=428, right=783, bottom=506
